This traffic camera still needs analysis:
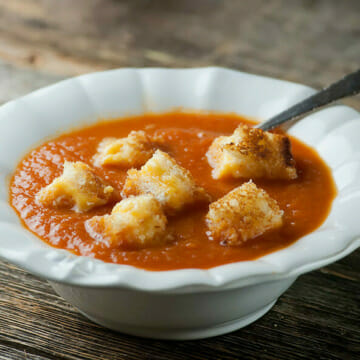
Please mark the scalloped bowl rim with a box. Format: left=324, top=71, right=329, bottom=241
left=0, top=67, right=359, bottom=292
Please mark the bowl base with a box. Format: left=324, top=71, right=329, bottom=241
left=79, top=299, right=277, bottom=340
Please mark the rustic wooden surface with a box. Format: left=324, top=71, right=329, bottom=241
left=0, top=1, right=359, bottom=359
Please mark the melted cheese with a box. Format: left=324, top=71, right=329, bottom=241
left=36, top=161, right=117, bottom=212
left=122, top=150, right=210, bottom=214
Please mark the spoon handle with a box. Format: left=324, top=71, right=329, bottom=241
left=257, top=69, right=360, bottom=131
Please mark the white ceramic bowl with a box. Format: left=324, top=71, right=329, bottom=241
left=0, top=68, right=360, bottom=340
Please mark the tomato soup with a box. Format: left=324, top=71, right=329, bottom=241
left=10, top=112, right=336, bottom=270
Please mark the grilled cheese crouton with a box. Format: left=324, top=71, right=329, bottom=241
left=85, top=194, right=167, bottom=249
left=207, top=124, right=297, bottom=180
left=206, top=181, right=283, bottom=245
left=122, top=150, right=210, bottom=214
left=36, top=161, right=117, bottom=212
left=94, top=130, right=155, bottom=168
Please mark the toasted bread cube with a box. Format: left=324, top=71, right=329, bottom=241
left=36, top=161, right=117, bottom=212
left=206, top=181, right=283, bottom=245
left=94, top=130, right=155, bottom=168
left=85, top=194, right=167, bottom=249
left=122, top=150, right=210, bottom=214
left=207, top=124, right=297, bottom=180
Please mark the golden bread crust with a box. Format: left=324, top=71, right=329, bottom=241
left=122, top=150, right=210, bottom=214
left=85, top=194, right=167, bottom=249
left=207, top=125, right=297, bottom=180
left=94, top=130, right=155, bottom=168
left=206, top=181, right=283, bottom=245
left=36, top=161, right=117, bottom=212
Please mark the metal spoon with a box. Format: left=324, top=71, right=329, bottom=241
left=257, top=69, right=360, bottom=131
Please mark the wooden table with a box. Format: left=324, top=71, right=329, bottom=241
left=0, top=1, right=359, bottom=359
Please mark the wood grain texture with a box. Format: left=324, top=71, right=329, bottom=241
left=0, top=0, right=359, bottom=359
left=0, top=0, right=359, bottom=91
left=1, top=256, right=359, bottom=360
left=0, top=344, right=50, bottom=360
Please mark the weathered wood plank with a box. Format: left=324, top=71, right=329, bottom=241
left=0, top=343, right=52, bottom=360
left=0, top=253, right=359, bottom=360
left=0, top=60, right=64, bottom=104
left=0, top=0, right=358, bottom=111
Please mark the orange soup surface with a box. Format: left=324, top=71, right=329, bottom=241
left=10, top=113, right=336, bottom=270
